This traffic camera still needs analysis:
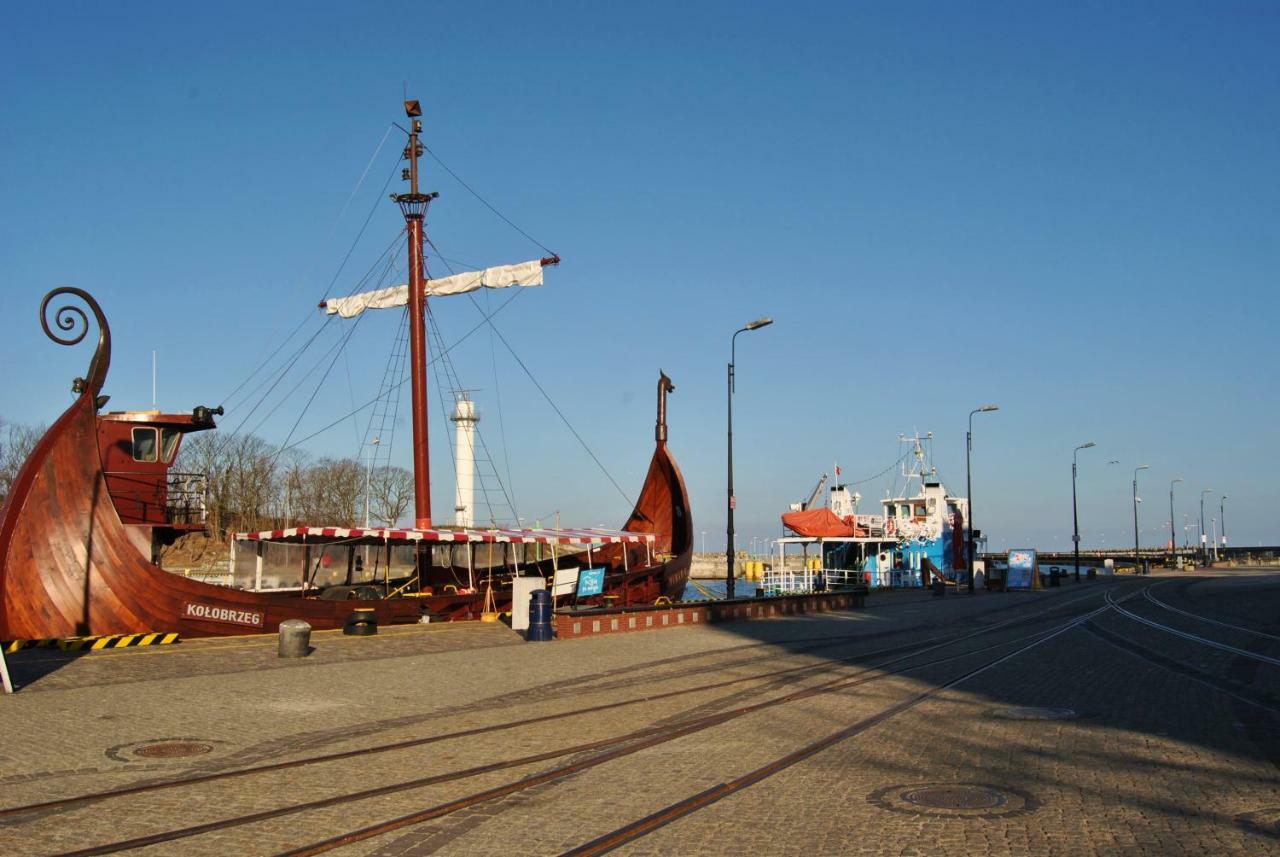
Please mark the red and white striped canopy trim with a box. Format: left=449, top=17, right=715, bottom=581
left=233, top=525, right=655, bottom=546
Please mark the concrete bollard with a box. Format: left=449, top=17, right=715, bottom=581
left=278, top=619, right=311, bottom=658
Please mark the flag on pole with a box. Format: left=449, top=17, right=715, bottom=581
left=834, top=463, right=842, bottom=477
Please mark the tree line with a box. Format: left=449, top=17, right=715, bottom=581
left=176, top=432, right=415, bottom=538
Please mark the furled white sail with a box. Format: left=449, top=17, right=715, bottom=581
left=322, top=259, right=546, bottom=318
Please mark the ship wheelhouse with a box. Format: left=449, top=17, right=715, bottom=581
left=97, top=408, right=219, bottom=558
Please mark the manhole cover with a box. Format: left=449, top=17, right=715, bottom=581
left=993, top=706, right=1079, bottom=721
left=869, top=783, right=1037, bottom=818
left=133, top=741, right=214, bottom=758
left=1237, top=807, right=1280, bottom=839
left=904, top=785, right=1006, bottom=810
left=105, top=737, right=224, bottom=763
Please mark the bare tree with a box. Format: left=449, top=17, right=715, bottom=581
left=294, top=457, right=363, bottom=527
left=369, top=465, right=414, bottom=527
left=0, top=419, right=45, bottom=507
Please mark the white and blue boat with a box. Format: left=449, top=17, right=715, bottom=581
left=773, top=433, right=984, bottom=592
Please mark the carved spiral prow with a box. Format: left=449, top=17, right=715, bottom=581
left=40, top=287, right=112, bottom=398
left=656, top=371, right=675, bottom=443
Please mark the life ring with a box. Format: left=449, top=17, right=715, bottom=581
left=886, top=518, right=896, bottom=536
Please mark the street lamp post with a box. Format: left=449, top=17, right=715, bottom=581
left=966, top=404, right=999, bottom=592
left=1220, top=495, right=1228, bottom=555
left=1132, top=464, right=1149, bottom=573
left=1169, top=478, right=1182, bottom=567
left=1072, top=442, right=1095, bottom=582
left=1200, top=489, right=1213, bottom=568
left=727, top=316, right=773, bottom=600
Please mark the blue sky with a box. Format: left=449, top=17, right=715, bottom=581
left=2, top=1, right=1277, bottom=552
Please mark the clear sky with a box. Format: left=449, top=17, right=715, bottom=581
left=3, top=1, right=1277, bottom=552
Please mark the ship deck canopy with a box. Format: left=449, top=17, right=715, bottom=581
left=234, top=525, right=655, bottom=547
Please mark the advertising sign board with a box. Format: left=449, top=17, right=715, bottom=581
left=1007, top=549, right=1037, bottom=590
left=576, top=568, right=606, bottom=597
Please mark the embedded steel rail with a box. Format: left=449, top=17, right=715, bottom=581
left=26, top=586, right=1128, bottom=857
left=562, top=598, right=1120, bottom=855
left=1, top=586, right=1096, bottom=824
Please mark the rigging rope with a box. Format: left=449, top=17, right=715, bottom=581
left=422, top=143, right=557, bottom=258
left=276, top=287, right=528, bottom=453
left=217, top=127, right=400, bottom=408
left=846, top=450, right=913, bottom=488
left=470, top=296, right=634, bottom=509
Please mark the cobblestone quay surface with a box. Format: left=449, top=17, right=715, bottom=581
left=1, top=571, right=1278, bottom=855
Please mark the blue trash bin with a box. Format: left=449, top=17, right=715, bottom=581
left=527, top=589, right=553, bottom=642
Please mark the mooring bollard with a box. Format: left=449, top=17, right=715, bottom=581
left=527, top=589, right=554, bottom=642
left=278, top=619, right=311, bottom=658
left=931, top=579, right=945, bottom=598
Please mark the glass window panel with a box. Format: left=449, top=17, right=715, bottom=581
left=132, top=427, right=158, bottom=462
left=161, top=428, right=181, bottom=463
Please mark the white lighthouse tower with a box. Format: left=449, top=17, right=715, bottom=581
left=451, top=394, right=480, bottom=527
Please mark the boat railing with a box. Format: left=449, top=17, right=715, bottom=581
left=760, top=566, right=865, bottom=596
left=166, top=471, right=208, bottom=525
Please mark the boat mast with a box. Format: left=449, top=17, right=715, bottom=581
left=395, top=99, right=438, bottom=529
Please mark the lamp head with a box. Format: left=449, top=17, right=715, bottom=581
left=1171, top=477, right=1183, bottom=484
left=1137, top=464, right=1150, bottom=471
left=1202, top=488, right=1213, bottom=494
left=1077, top=441, right=1096, bottom=450
left=979, top=404, right=999, bottom=412
left=745, top=317, right=773, bottom=331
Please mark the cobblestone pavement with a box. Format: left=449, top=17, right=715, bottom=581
left=1, top=571, right=1277, bottom=856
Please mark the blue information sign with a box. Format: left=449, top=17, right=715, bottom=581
left=576, top=567, right=606, bottom=597
left=1007, top=549, right=1037, bottom=590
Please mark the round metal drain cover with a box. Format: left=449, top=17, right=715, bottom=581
left=134, top=741, right=214, bottom=759
left=993, top=706, right=1079, bottom=721
left=869, top=782, right=1037, bottom=818
left=106, top=737, right=223, bottom=763
left=904, top=785, right=1005, bottom=810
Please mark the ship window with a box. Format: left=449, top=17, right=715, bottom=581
left=913, top=503, right=927, bottom=516
left=897, top=504, right=909, bottom=518
left=132, top=427, right=158, bottom=462
left=161, top=428, right=181, bottom=463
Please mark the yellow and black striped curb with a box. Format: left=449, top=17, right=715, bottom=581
left=58, top=633, right=181, bottom=651
left=2, top=640, right=61, bottom=653
left=3, top=634, right=181, bottom=652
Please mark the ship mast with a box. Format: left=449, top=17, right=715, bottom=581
left=395, top=99, right=438, bottom=529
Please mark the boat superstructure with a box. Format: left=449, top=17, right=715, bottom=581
left=774, top=433, right=972, bottom=592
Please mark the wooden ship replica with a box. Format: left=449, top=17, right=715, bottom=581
left=0, top=100, right=691, bottom=640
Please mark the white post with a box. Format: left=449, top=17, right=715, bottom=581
left=254, top=540, right=264, bottom=592
left=451, top=396, right=479, bottom=527
left=228, top=537, right=238, bottom=581
left=0, top=645, right=12, bottom=694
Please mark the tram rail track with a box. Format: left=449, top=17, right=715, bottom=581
left=0, top=585, right=1110, bottom=824
left=33, top=586, right=1137, bottom=857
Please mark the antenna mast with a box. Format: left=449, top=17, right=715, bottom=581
left=395, top=99, right=439, bottom=529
